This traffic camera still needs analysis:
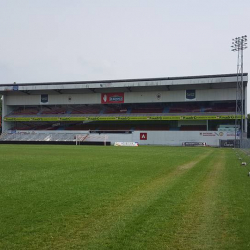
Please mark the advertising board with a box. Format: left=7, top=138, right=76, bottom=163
left=114, top=142, right=139, bottom=147
left=101, top=93, right=124, bottom=104
left=186, top=89, right=196, bottom=100
left=4, top=115, right=244, bottom=122
left=182, top=142, right=206, bottom=146
left=140, top=133, right=147, bottom=140
left=220, top=140, right=239, bottom=148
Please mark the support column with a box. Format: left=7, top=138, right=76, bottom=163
left=244, top=85, right=247, bottom=133
left=2, top=95, right=12, bottom=132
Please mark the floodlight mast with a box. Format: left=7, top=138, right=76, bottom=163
left=231, top=35, right=248, bottom=148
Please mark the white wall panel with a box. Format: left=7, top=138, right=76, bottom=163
left=13, top=130, right=237, bottom=146
left=5, top=93, right=101, bottom=105
left=4, top=88, right=237, bottom=106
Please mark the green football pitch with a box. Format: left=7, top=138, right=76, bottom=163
left=0, top=145, right=250, bottom=250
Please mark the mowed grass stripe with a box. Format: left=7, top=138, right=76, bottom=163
left=0, top=145, right=207, bottom=249
left=1, top=146, right=250, bottom=249
left=42, top=149, right=214, bottom=249
left=163, top=150, right=227, bottom=250
left=105, top=149, right=216, bottom=250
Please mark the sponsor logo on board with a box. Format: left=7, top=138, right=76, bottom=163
left=201, top=132, right=224, bottom=137
left=41, top=94, right=48, bottom=104
left=186, top=89, right=196, bottom=100
left=220, top=140, right=238, bottom=147
left=182, top=142, right=206, bottom=146
left=13, top=85, right=19, bottom=91
left=101, top=93, right=124, bottom=104
left=140, top=133, right=147, bottom=140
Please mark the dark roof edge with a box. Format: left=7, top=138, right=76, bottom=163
left=0, top=73, right=248, bottom=87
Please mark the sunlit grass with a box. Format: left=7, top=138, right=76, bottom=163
left=0, top=145, right=249, bottom=249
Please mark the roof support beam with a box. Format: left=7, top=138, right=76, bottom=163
left=54, top=89, right=62, bottom=94
left=127, top=87, right=132, bottom=92
left=21, top=90, right=30, bottom=95
left=89, top=88, right=96, bottom=93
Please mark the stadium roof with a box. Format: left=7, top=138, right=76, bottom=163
left=0, top=73, right=248, bottom=94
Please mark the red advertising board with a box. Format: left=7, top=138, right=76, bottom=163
left=140, top=133, right=147, bottom=140
left=101, top=93, right=124, bottom=104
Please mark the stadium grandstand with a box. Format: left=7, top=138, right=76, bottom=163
left=0, top=73, right=248, bottom=146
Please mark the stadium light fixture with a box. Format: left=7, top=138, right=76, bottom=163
left=231, top=35, right=248, bottom=148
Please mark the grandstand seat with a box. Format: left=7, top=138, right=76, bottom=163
left=131, top=108, right=164, bottom=113
left=12, top=107, right=39, bottom=115
left=41, top=106, right=67, bottom=115
left=69, top=105, right=102, bottom=114
left=180, top=125, right=207, bottom=131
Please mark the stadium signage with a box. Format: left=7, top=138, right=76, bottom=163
left=41, top=94, right=49, bottom=104
left=4, top=115, right=244, bottom=122
left=220, top=140, right=235, bottom=148
left=186, top=89, right=196, bottom=100
left=114, top=142, right=139, bottom=146
left=13, top=85, right=19, bottom=91
left=101, top=93, right=124, bottom=104
left=226, top=132, right=237, bottom=136
left=200, top=132, right=216, bottom=136
left=182, top=142, right=206, bottom=146
left=140, top=133, right=147, bottom=140
left=200, top=132, right=225, bottom=136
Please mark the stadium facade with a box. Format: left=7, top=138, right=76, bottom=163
left=0, top=73, right=248, bottom=146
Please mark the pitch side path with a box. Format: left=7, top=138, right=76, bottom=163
left=0, top=145, right=250, bottom=250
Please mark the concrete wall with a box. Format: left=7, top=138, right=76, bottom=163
left=107, top=131, right=236, bottom=146
left=13, top=130, right=237, bottom=147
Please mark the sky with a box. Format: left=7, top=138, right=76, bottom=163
left=0, top=0, right=249, bottom=106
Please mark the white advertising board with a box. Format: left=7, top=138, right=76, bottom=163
left=114, top=142, right=139, bottom=147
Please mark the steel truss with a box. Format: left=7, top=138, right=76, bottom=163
left=231, top=35, right=247, bottom=147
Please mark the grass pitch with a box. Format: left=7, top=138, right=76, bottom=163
left=0, top=145, right=250, bottom=250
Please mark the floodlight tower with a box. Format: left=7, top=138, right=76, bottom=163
left=231, top=35, right=248, bottom=148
